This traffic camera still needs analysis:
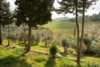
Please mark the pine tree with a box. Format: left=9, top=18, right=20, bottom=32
left=15, top=0, right=54, bottom=53
left=0, top=0, right=12, bottom=45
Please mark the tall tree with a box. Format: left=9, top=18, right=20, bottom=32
left=56, top=0, right=97, bottom=65
left=15, top=0, right=54, bottom=53
left=0, top=0, right=12, bottom=45
left=79, top=0, right=97, bottom=65
left=75, top=0, right=80, bottom=66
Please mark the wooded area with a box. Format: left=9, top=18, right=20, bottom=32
left=0, top=0, right=100, bottom=67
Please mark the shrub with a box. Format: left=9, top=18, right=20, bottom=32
left=84, top=37, right=92, bottom=51
left=49, top=45, right=57, bottom=59
left=61, top=39, right=70, bottom=55
left=45, top=45, right=57, bottom=67
left=83, top=35, right=98, bottom=56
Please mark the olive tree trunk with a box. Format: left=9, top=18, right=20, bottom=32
left=0, top=25, right=2, bottom=45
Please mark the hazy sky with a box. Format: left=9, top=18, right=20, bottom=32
left=7, top=0, right=100, bottom=19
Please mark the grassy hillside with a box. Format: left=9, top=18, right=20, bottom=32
left=0, top=19, right=100, bottom=67
left=44, top=20, right=100, bottom=37
left=44, top=20, right=76, bottom=38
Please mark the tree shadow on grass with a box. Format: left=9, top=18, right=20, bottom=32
left=45, top=57, right=56, bottom=67
left=0, top=56, right=32, bottom=67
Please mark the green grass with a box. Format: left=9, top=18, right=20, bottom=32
left=44, top=21, right=75, bottom=30
left=0, top=45, right=100, bottom=67
left=44, top=21, right=75, bottom=38
left=31, top=42, right=49, bottom=52
left=0, top=20, right=100, bottom=67
left=57, top=58, right=77, bottom=67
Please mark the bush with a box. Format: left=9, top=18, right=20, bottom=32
left=61, top=39, right=70, bottom=55
left=84, top=37, right=92, bottom=51
left=49, top=45, right=57, bottom=59
left=45, top=45, right=57, bottom=67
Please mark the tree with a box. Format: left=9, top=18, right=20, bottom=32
left=56, top=0, right=97, bottom=65
left=89, top=13, right=100, bottom=21
left=56, top=0, right=80, bottom=65
left=79, top=0, right=97, bottom=65
left=0, top=0, right=12, bottom=45
left=15, top=0, right=54, bottom=53
left=75, top=1, right=80, bottom=65
left=61, top=39, right=70, bottom=55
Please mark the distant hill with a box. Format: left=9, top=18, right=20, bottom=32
left=53, top=17, right=69, bottom=21
left=44, top=19, right=75, bottom=31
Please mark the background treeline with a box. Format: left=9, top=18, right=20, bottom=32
left=68, top=13, right=100, bottom=22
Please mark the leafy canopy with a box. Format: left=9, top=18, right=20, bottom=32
left=0, top=0, right=12, bottom=26
left=56, top=0, right=97, bottom=14
left=15, top=0, right=54, bottom=27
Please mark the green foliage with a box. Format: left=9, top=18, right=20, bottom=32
left=61, top=39, right=70, bottom=47
left=15, top=0, right=54, bottom=27
left=49, top=45, right=57, bottom=59
left=57, top=0, right=97, bottom=14
left=45, top=45, right=57, bottom=67
left=89, top=13, right=100, bottom=22
left=0, top=0, right=12, bottom=26
left=58, top=58, right=77, bottom=67
left=83, top=36, right=92, bottom=50
left=0, top=56, right=32, bottom=67
left=0, top=0, right=13, bottom=45
left=44, top=21, right=75, bottom=30
left=45, top=59, right=56, bottom=67
left=0, top=44, right=100, bottom=67
left=61, top=39, right=70, bottom=55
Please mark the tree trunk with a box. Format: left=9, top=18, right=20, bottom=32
left=80, top=0, right=85, bottom=52
left=75, top=0, right=81, bottom=66
left=23, top=23, right=26, bottom=45
left=7, top=25, right=10, bottom=47
left=0, top=25, right=2, bottom=45
left=74, top=27, right=76, bottom=38
left=25, top=25, right=31, bottom=53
